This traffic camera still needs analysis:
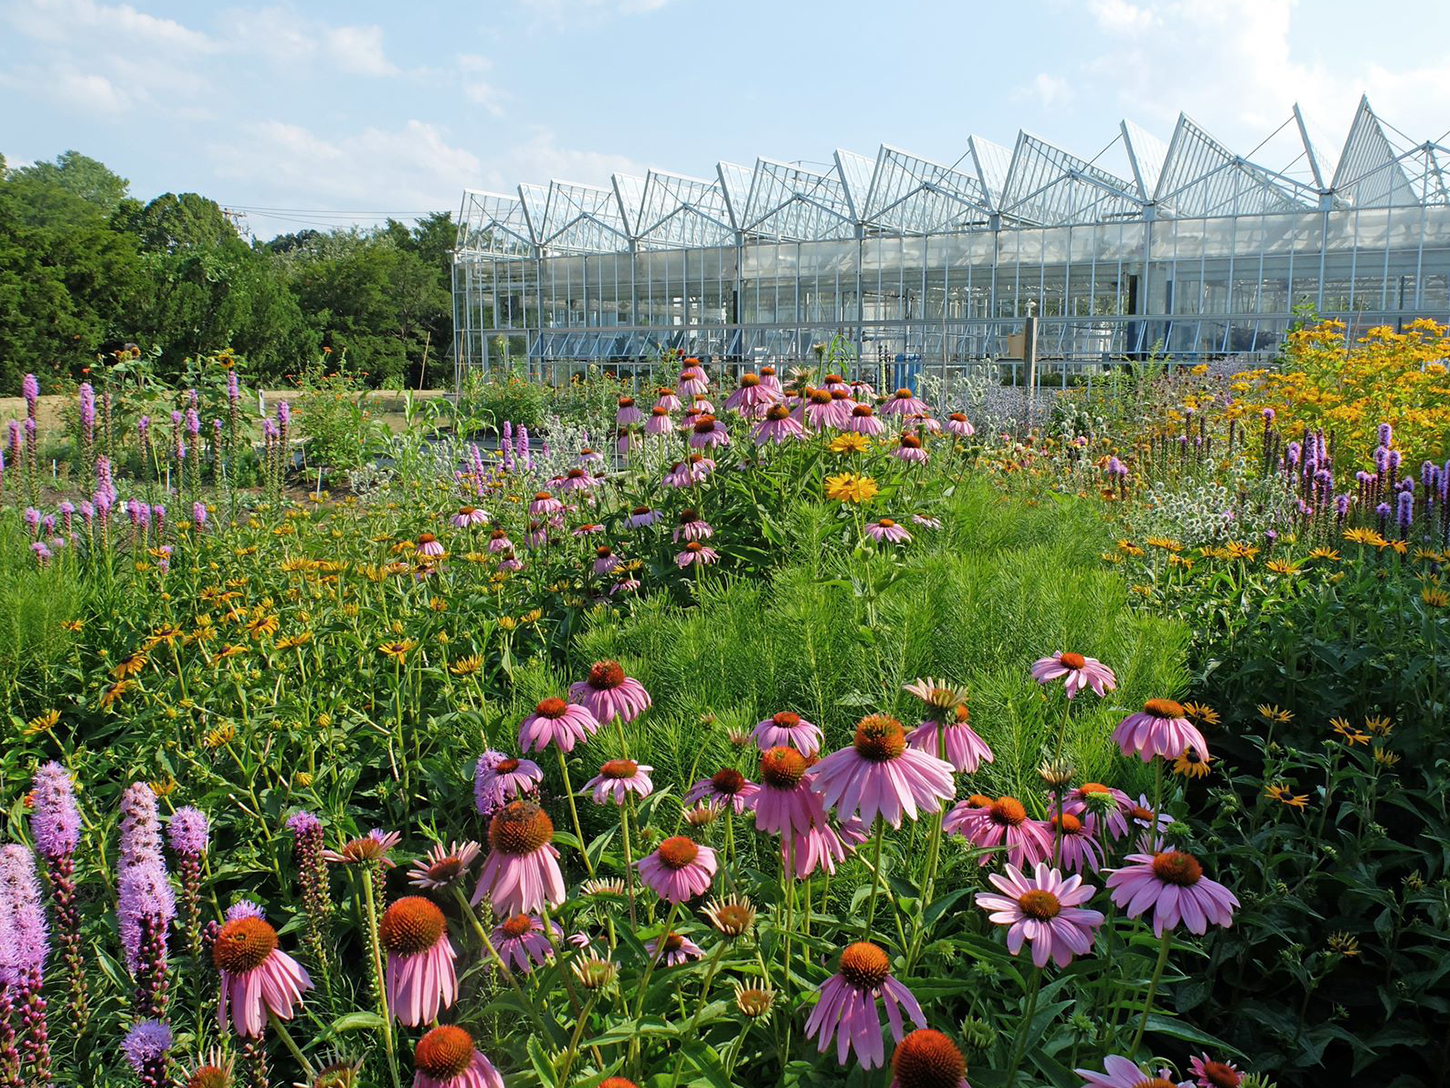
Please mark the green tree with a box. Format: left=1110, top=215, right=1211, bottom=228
left=13, top=150, right=130, bottom=216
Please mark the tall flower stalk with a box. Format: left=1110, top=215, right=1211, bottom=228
left=28, top=764, right=87, bottom=1026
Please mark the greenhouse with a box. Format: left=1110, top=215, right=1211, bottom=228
left=453, top=96, right=1450, bottom=383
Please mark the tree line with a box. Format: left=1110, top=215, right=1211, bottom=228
left=0, top=150, right=456, bottom=394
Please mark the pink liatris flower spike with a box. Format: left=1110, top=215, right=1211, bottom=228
left=804, top=941, right=926, bottom=1069
left=811, top=715, right=955, bottom=829
left=975, top=862, right=1105, bottom=968
left=1031, top=651, right=1118, bottom=699
left=636, top=836, right=717, bottom=903
left=472, top=802, right=565, bottom=916
left=380, top=896, right=458, bottom=1026
left=410, top=1025, right=504, bottom=1088
left=213, top=916, right=312, bottom=1037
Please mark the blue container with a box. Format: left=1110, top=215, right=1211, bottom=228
left=891, top=353, right=923, bottom=393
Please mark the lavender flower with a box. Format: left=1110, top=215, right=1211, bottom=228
left=1378, top=422, right=1393, bottom=447
left=117, top=860, right=175, bottom=973
left=193, top=502, right=207, bottom=530
left=121, top=1019, right=172, bottom=1087
left=30, top=764, right=79, bottom=861
left=120, top=783, right=164, bottom=869
left=23, top=507, right=39, bottom=536
left=287, top=810, right=333, bottom=964
left=1397, top=490, right=1414, bottom=535
left=0, top=845, right=48, bottom=982
left=228, top=370, right=240, bottom=404
left=22, top=373, right=38, bottom=418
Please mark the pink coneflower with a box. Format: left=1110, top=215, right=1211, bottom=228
left=558, top=466, right=599, bottom=492
left=949, top=796, right=1054, bottom=868
left=1076, top=1056, right=1181, bottom=1088
left=518, top=698, right=600, bottom=754
left=572, top=522, right=604, bottom=537
left=663, top=454, right=715, bottom=487
left=804, top=941, right=926, bottom=1069
left=472, top=801, right=565, bottom=916
left=802, top=388, right=851, bottom=430
left=975, top=862, right=1104, bottom=968
left=498, top=554, right=523, bottom=573
left=593, top=545, right=620, bottom=576
left=610, top=577, right=641, bottom=595
left=476, top=752, right=544, bottom=810
left=1124, top=794, right=1175, bottom=849
left=585, top=759, right=654, bottom=804
left=637, top=836, right=717, bottom=903
left=905, top=412, right=941, bottom=434
left=1188, top=1055, right=1243, bottom=1088
left=645, top=406, right=675, bottom=436
left=673, top=508, right=714, bottom=541
left=689, top=414, right=730, bottom=449
left=578, top=446, right=605, bottom=463
left=324, top=828, right=402, bottom=868
left=724, top=373, right=781, bottom=418
left=646, top=931, right=705, bottom=967
left=452, top=505, right=488, bottom=528
left=626, top=505, right=662, bottom=528
left=1051, top=813, right=1104, bottom=873
left=822, top=373, right=851, bottom=393
left=690, top=394, right=717, bottom=415
left=758, top=366, right=783, bottom=393
left=752, top=711, right=822, bottom=756
left=1062, top=783, right=1134, bottom=839
left=1031, top=652, right=1118, bottom=699
left=411, top=1025, right=504, bottom=1088
left=906, top=704, right=994, bottom=773
left=892, top=434, right=929, bottom=464
left=616, top=397, right=644, bottom=426
left=890, top=1029, right=971, bottom=1088
left=213, top=916, right=312, bottom=1037
left=570, top=661, right=651, bottom=724
left=912, top=514, right=942, bottom=530
left=812, top=715, right=955, bottom=828
left=655, top=386, right=683, bottom=411
left=883, top=388, right=929, bottom=416
left=409, top=841, right=482, bottom=890
left=676, top=541, right=720, bottom=568
left=486, top=528, right=513, bottom=553
left=1106, top=851, right=1238, bottom=936
left=865, top=518, right=911, bottom=545
left=529, top=491, right=563, bottom=517
left=417, top=533, right=444, bottom=557
left=945, top=412, right=975, bottom=437
left=754, top=403, right=808, bottom=444
left=381, top=896, right=458, bottom=1026
left=752, top=747, right=823, bottom=839
left=678, top=367, right=709, bottom=397
left=492, top=914, right=557, bottom=974
left=1112, top=699, right=1210, bottom=762
left=846, top=404, right=884, bottom=435
left=687, top=768, right=760, bottom=814
left=784, top=817, right=868, bottom=879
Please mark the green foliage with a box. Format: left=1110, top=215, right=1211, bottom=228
left=293, top=356, right=391, bottom=472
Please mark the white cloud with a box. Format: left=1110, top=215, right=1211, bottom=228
left=1017, top=72, right=1071, bottom=109
left=498, top=129, right=647, bottom=189
left=1086, top=0, right=1155, bottom=34
left=457, top=54, right=507, bottom=117
left=322, top=24, right=398, bottom=76
left=2, top=0, right=215, bottom=51
left=514, top=0, right=677, bottom=26
left=217, top=7, right=399, bottom=76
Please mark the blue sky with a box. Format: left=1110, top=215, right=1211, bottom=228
left=3, top=0, right=1449, bottom=237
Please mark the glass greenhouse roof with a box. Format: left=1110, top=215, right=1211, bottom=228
left=457, top=98, right=1450, bottom=254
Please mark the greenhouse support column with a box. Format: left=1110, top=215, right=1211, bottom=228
left=1024, top=316, right=1039, bottom=426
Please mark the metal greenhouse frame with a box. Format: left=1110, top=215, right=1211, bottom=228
left=453, top=97, right=1450, bottom=390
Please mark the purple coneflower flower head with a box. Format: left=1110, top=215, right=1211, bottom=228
left=486, top=528, right=512, bottom=553
left=474, top=752, right=543, bottom=813
left=409, top=841, right=481, bottom=891
left=30, top=762, right=81, bottom=860
left=557, top=466, right=599, bottom=492
left=1188, top=1054, right=1244, bottom=1088
left=846, top=403, right=884, bottom=435
left=676, top=541, right=720, bottom=567
left=673, top=509, right=713, bottom=542
left=812, top=716, right=955, bottom=828
left=882, top=388, right=929, bottom=417
left=663, top=454, right=715, bottom=488
left=452, top=505, right=488, bottom=528
left=528, top=491, right=563, bottom=517
left=569, top=661, right=651, bottom=724
left=975, top=862, right=1104, bottom=968
left=645, top=406, right=675, bottom=436
left=1112, top=699, right=1210, bottom=763
left=945, top=412, right=975, bottom=437
left=615, top=396, right=645, bottom=426
left=0, top=844, right=48, bottom=980
left=517, top=698, right=599, bottom=754
left=584, top=759, right=654, bottom=805
left=892, top=434, right=929, bottom=464
left=167, top=807, right=209, bottom=857
left=724, top=373, right=782, bottom=417
left=947, top=795, right=1054, bottom=868
left=411, top=1025, right=505, bottom=1088
left=323, top=828, right=402, bottom=868
left=646, top=932, right=705, bottom=967
left=754, top=402, right=809, bottom=444
left=753, top=746, right=828, bottom=839
left=904, top=701, right=993, bottom=774
left=472, top=801, right=565, bottom=915
left=865, top=518, right=911, bottom=545
left=911, top=514, right=942, bottom=530
left=804, top=941, right=926, bottom=1068
left=688, top=413, right=730, bottom=449
left=1077, top=1056, right=1183, bottom=1088
left=655, top=386, right=683, bottom=411
left=1105, top=850, right=1238, bottom=936
left=380, top=896, right=458, bottom=1026
left=491, top=914, right=557, bottom=974
left=592, top=545, right=619, bottom=576
left=626, top=505, right=662, bottom=529
left=784, top=818, right=869, bottom=880
left=686, top=768, right=760, bottom=814
left=213, top=916, right=312, bottom=1037
left=1030, top=651, right=1117, bottom=699
left=1052, top=812, right=1104, bottom=873
left=121, top=1019, right=172, bottom=1078
left=636, top=836, right=717, bottom=903
left=416, top=533, right=445, bottom=557
left=752, top=710, right=821, bottom=756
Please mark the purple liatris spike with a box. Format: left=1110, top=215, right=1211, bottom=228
left=228, top=370, right=240, bottom=404
left=186, top=408, right=200, bottom=437
left=22, top=374, right=39, bottom=417
left=1396, top=490, right=1413, bottom=534
left=122, top=1020, right=171, bottom=1088
left=1378, top=422, right=1393, bottom=447
left=287, top=811, right=333, bottom=963
left=224, top=900, right=265, bottom=922
left=120, top=783, right=164, bottom=870
left=1335, top=494, right=1350, bottom=520
left=193, top=502, right=207, bottom=530
left=30, top=764, right=79, bottom=861
left=0, top=843, right=52, bottom=1083
left=23, top=507, right=40, bottom=536
left=79, top=383, right=95, bottom=435
left=277, top=400, right=291, bottom=428
left=167, top=807, right=208, bottom=955
left=117, top=859, right=173, bottom=1019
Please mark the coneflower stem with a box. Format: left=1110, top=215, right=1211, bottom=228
left=555, top=993, right=599, bottom=1088
left=450, top=886, right=550, bottom=1040
left=630, top=901, right=682, bottom=1076
left=862, top=817, right=885, bottom=939
left=1129, top=932, right=1173, bottom=1058
left=621, top=796, right=638, bottom=929
left=666, top=940, right=729, bottom=1088
left=268, top=1012, right=315, bottom=1079
left=358, top=867, right=403, bottom=1088
left=554, top=748, right=595, bottom=877
left=1004, top=965, right=1043, bottom=1087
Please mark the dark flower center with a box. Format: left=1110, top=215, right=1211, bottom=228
left=809, top=390, right=833, bottom=405
left=631, top=506, right=652, bottom=516
left=1152, top=851, right=1203, bottom=886
left=534, top=697, right=568, bottom=719
left=567, top=468, right=587, bottom=479
left=500, top=914, right=534, bottom=939
left=1017, top=890, right=1061, bottom=919
left=693, top=415, right=718, bottom=433
left=741, top=374, right=760, bottom=387
left=891, top=1028, right=967, bottom=1088
left=657, top=836, right=699, bottom=869
left=852, top=404, right=874, bottom=417
left=1059, top=651, right=1087, bottom=670
left=838, top=942, right=890, bottom=989
left=760, top=747, right=807, bottom=788
left=1144, top=698, right=1185, bottom=719
left=662, top=933, right=685, bottom=953
left=1131, top=1080, right=1177, bottom=1088
left=414, top=1025, right=475, bottom=1080
left=618, top=397, right=635, bottom=408
left=990, top=798, right=1027, bottom=826
left=379, top=896, right=446, bottom=956
left=877, top=518, right=896, bottom=529
left=596, top=545, right=612, bottom=558
left=1201, top=1061, right=1241, bottom=1088
left=853, top=715, right=907, bottom=762
left=490, top=529, right=508, bottom=540
left=600, top=759, right=638, bottom=780
left=651, top=406, right=670, bottom=416
left=588, top=661, right=626, bottom=689
left=1053, top=813, right=1083, bottom=834
left=418, top=534, right=436, bottom=545
left=949, top=413, right=968, bottom=422
left=894, top=388, right=913, bottom=398
left=213, top=917, right=277, bottom=974
left=765, top=404, right=791, bottom=421
left=711, top=768, right=746, bottom=794
left=489, top=802, right=554, bottom=856
left=772, top=711, right=801, bottom=728
left=495, top=758, right=520, bottom=775
left=900, top=434, right=923, bottom=449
